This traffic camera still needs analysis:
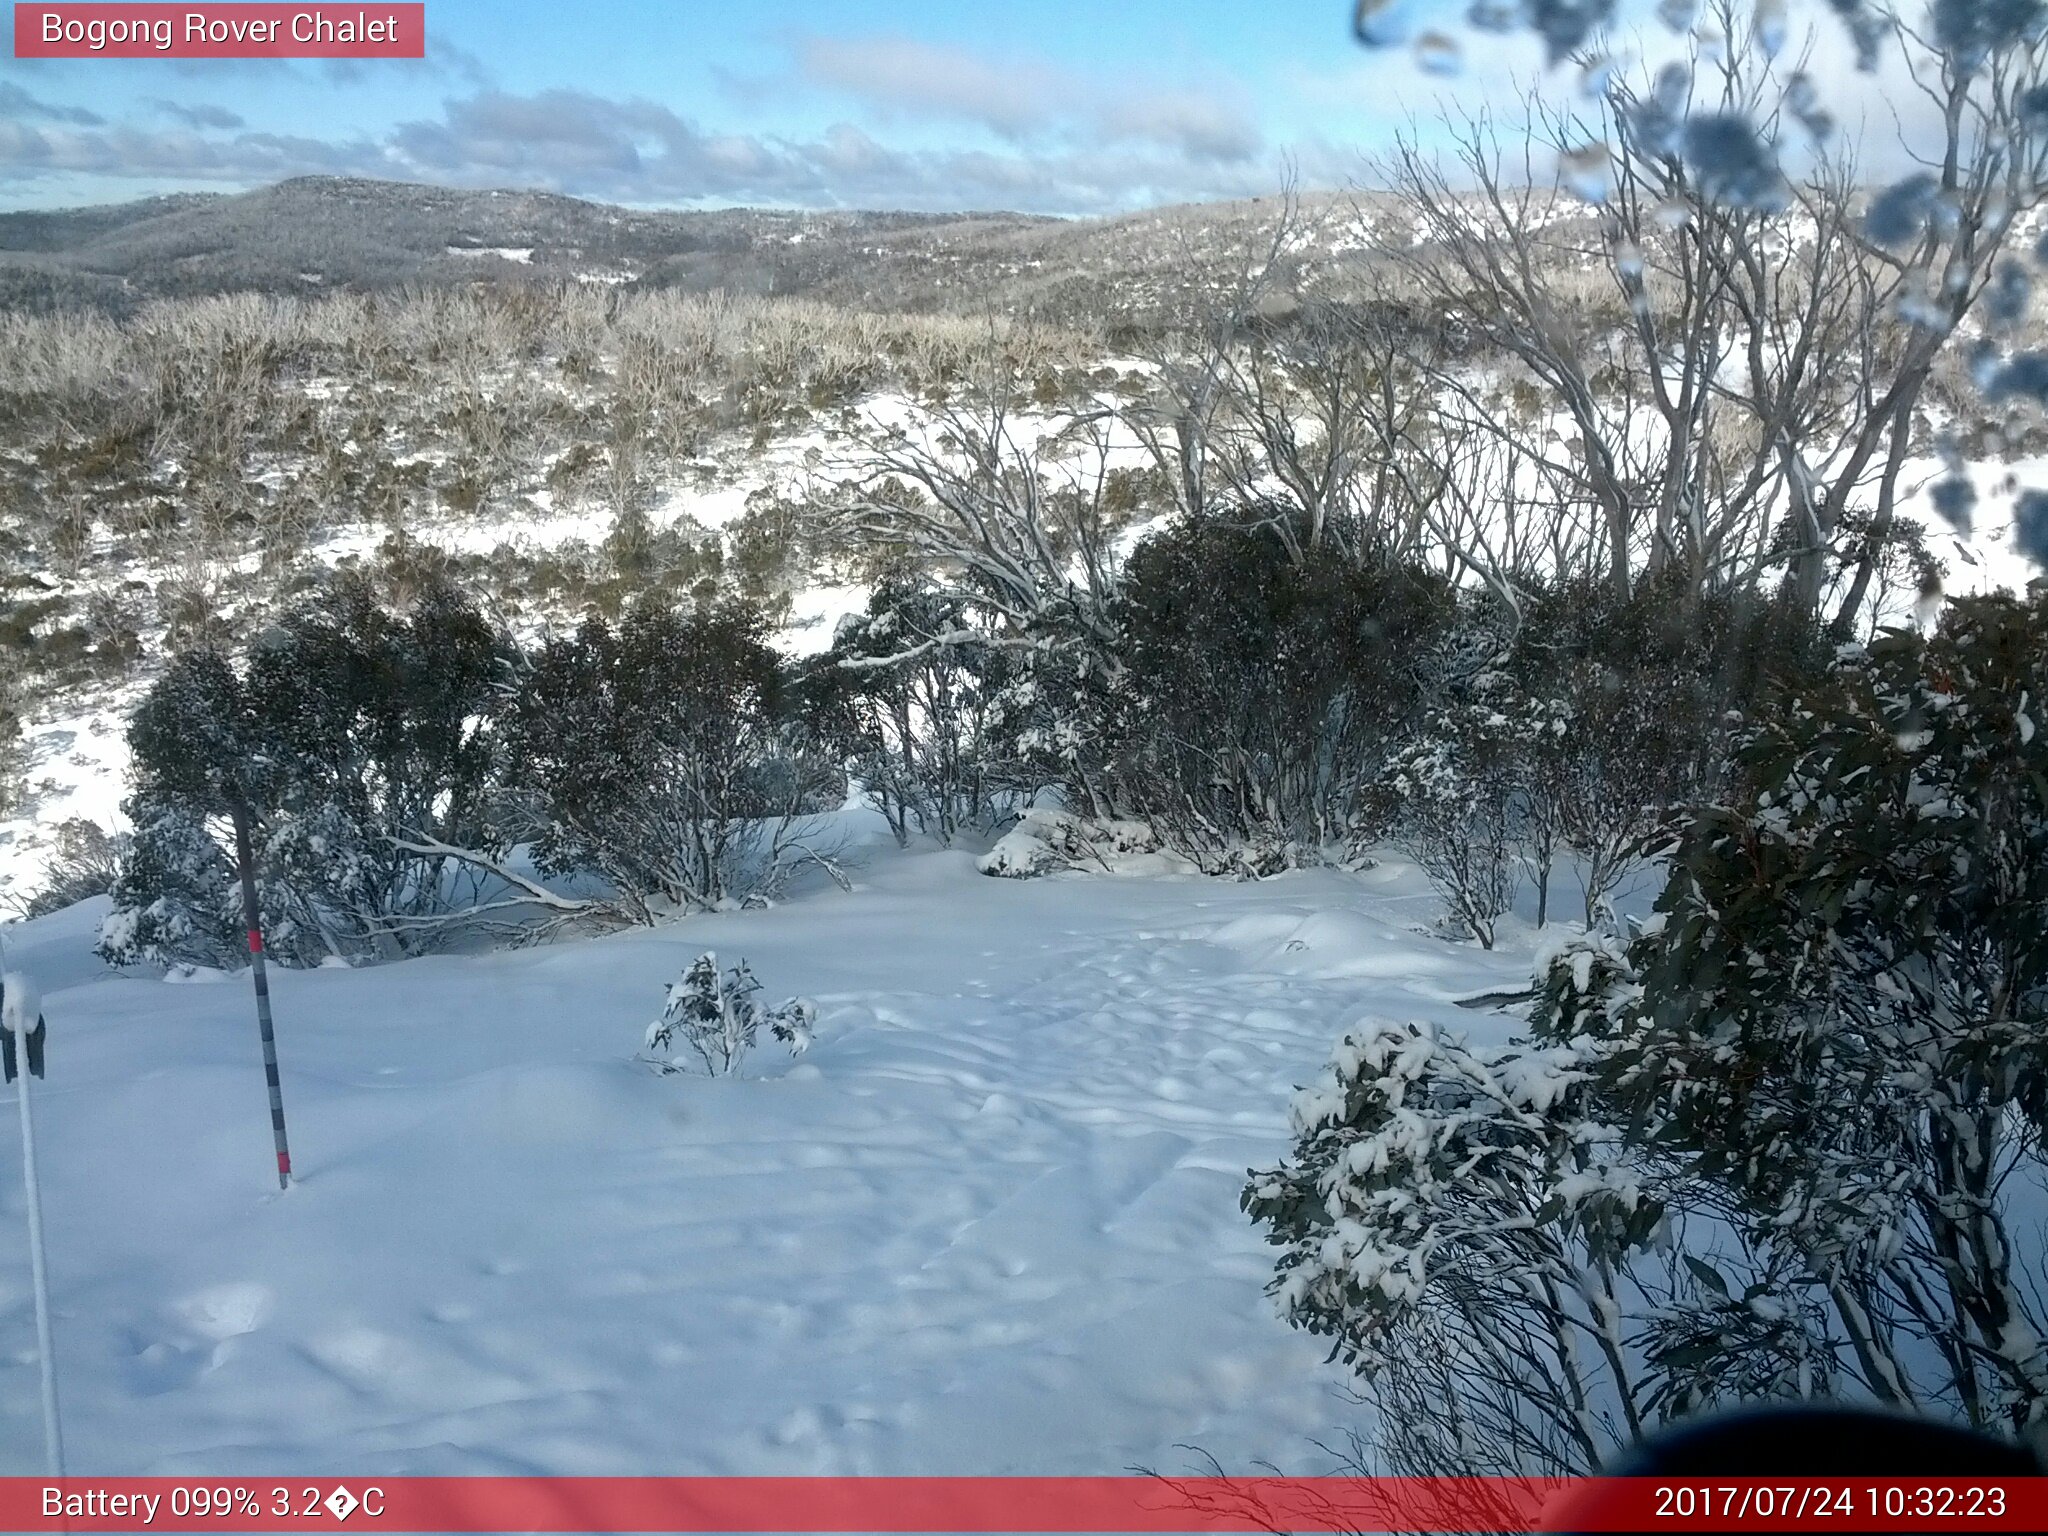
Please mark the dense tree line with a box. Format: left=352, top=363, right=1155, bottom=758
left=98, top=575, right=844, bottom=968
left=97, top=505, right=1830, bottom=966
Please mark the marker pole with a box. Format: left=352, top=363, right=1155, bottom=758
left=11, top=1016, right=62, bottom=1476
left=230, top=800, right=293, bottom=1190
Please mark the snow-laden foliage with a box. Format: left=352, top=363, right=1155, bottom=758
left=1251, top=592, right=2048, bottom=1475
left=976, top=809, right=1171, bottom=878
left=643, top=951, right=816, bottom=1077
left=1387, top=689, right=1527, bottom=948
left=99, top=573, right=510, bottom=969
left=99, top=800, right=253, bottom=970
left=1554, top=590, right=2048, bottom=1430
left=507, top=599, right=843, bottom=923
left=1242, top=979, right=1836, bottom=1477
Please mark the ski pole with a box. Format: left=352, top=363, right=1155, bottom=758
left=4, top=962, right=63, bottom=1478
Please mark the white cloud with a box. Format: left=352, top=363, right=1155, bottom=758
left=788, top=32, right=1266, bottom=164
left=0, top=83, right=1300, bottom=214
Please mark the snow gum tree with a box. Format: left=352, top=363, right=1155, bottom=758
left=1104, top=513, right=1456, bottom=869
left=0, top=693, right=24, bottom=823
left=246, top=571, right=509, bottom=957
left=101, top=646, right=293, bottom=969
left=1366, top=0, right=2048, bottom=625
left=1386, top=684, right=1529, bottom=947
left=802, top=572, right=1009, bottom=847
left=1504, top=574, right=1830, bottom=923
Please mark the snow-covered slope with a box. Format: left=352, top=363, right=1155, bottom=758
left=0, top=844, right=1533, bottom=1477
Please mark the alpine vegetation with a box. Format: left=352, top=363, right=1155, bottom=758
left=97, top=573, right=512, bottom=969
left=506, top=601, right=842, bottom=924
left=1245, top=592, right=2048, bottom=1474
left=643, top=952, right=817, bottom=1077
left=93, top=577, right=846, bottom=967
left=9, top=0, right=2048, bottom=1495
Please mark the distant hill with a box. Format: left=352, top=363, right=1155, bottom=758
left=0, top=175, right=1383, bottom=318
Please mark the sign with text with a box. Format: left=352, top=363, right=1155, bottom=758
left=14, top=4, right=425, bottom=58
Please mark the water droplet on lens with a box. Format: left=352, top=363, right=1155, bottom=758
left=1754, top=0, right=1788, bottom=57
left=1785, top=74, right=1833, bottom=142
left=1651, top=197, right=1693, bottom=230
left=1654, top=61, right=1691, bottom=111
left=1930, top=475, right=1976, bottom=537
left=1415, top=31, right=1464, bottom=75
left=2014, top=490, right=2048, bottom=567
left=1354, top=0, right=1403, bottom=46
left=1914, top=573, right=1944, bottom=628
left=1968, top=341, right=2001, bottom=392
left=1893, top=276, right=1947, bottom=330
left=1559, top=141, right=1612, bottom=204
left=1658, top=0, right=1698, bottom=32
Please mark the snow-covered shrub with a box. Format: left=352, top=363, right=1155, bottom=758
left=643, top=951, right=815, bottom=1077
left=250, top=572, right=510, bottom=951
left=1245, top=971, right=1834, bottom=1476
left=1251, top=594, right=2048, bottom=1477
left=976, top=809, right=1162, bottom=878
left=508, top=598, right=841, bottom=923
left=21, top=818, right=129, bottom=918
left=981, top=646, right=1109, bottom=817
left=100, top=791, right=259, bottom=970
left=1551, top=593, right=2048, bottom=1431
left=98, top=797, right=333, bottom=969
left=1101, top=515, right=1454, bottom=866
left=101, top=573, right=513, bottom=968
left=1504, top=573, right=1828, bottom=924
left=1387, top=693, right=1524, bottom=947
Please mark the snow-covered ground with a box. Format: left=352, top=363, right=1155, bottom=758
left=0, top=838, right=1535, bottom=1477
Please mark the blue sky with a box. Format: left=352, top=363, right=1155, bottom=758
left=0, top=1, right=1895, bottom=213
left=0, top=0, right=1587, bottom=211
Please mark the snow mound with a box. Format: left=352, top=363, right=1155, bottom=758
left=977, top=811, right=1188, bottom=878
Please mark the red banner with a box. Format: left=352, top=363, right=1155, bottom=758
left=2, top=1476, right=2047, bottom=1532
left=13, top=4, right=425, bottom=58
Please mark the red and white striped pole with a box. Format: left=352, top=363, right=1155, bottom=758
left=229, top=800, right=293, bottom=1190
